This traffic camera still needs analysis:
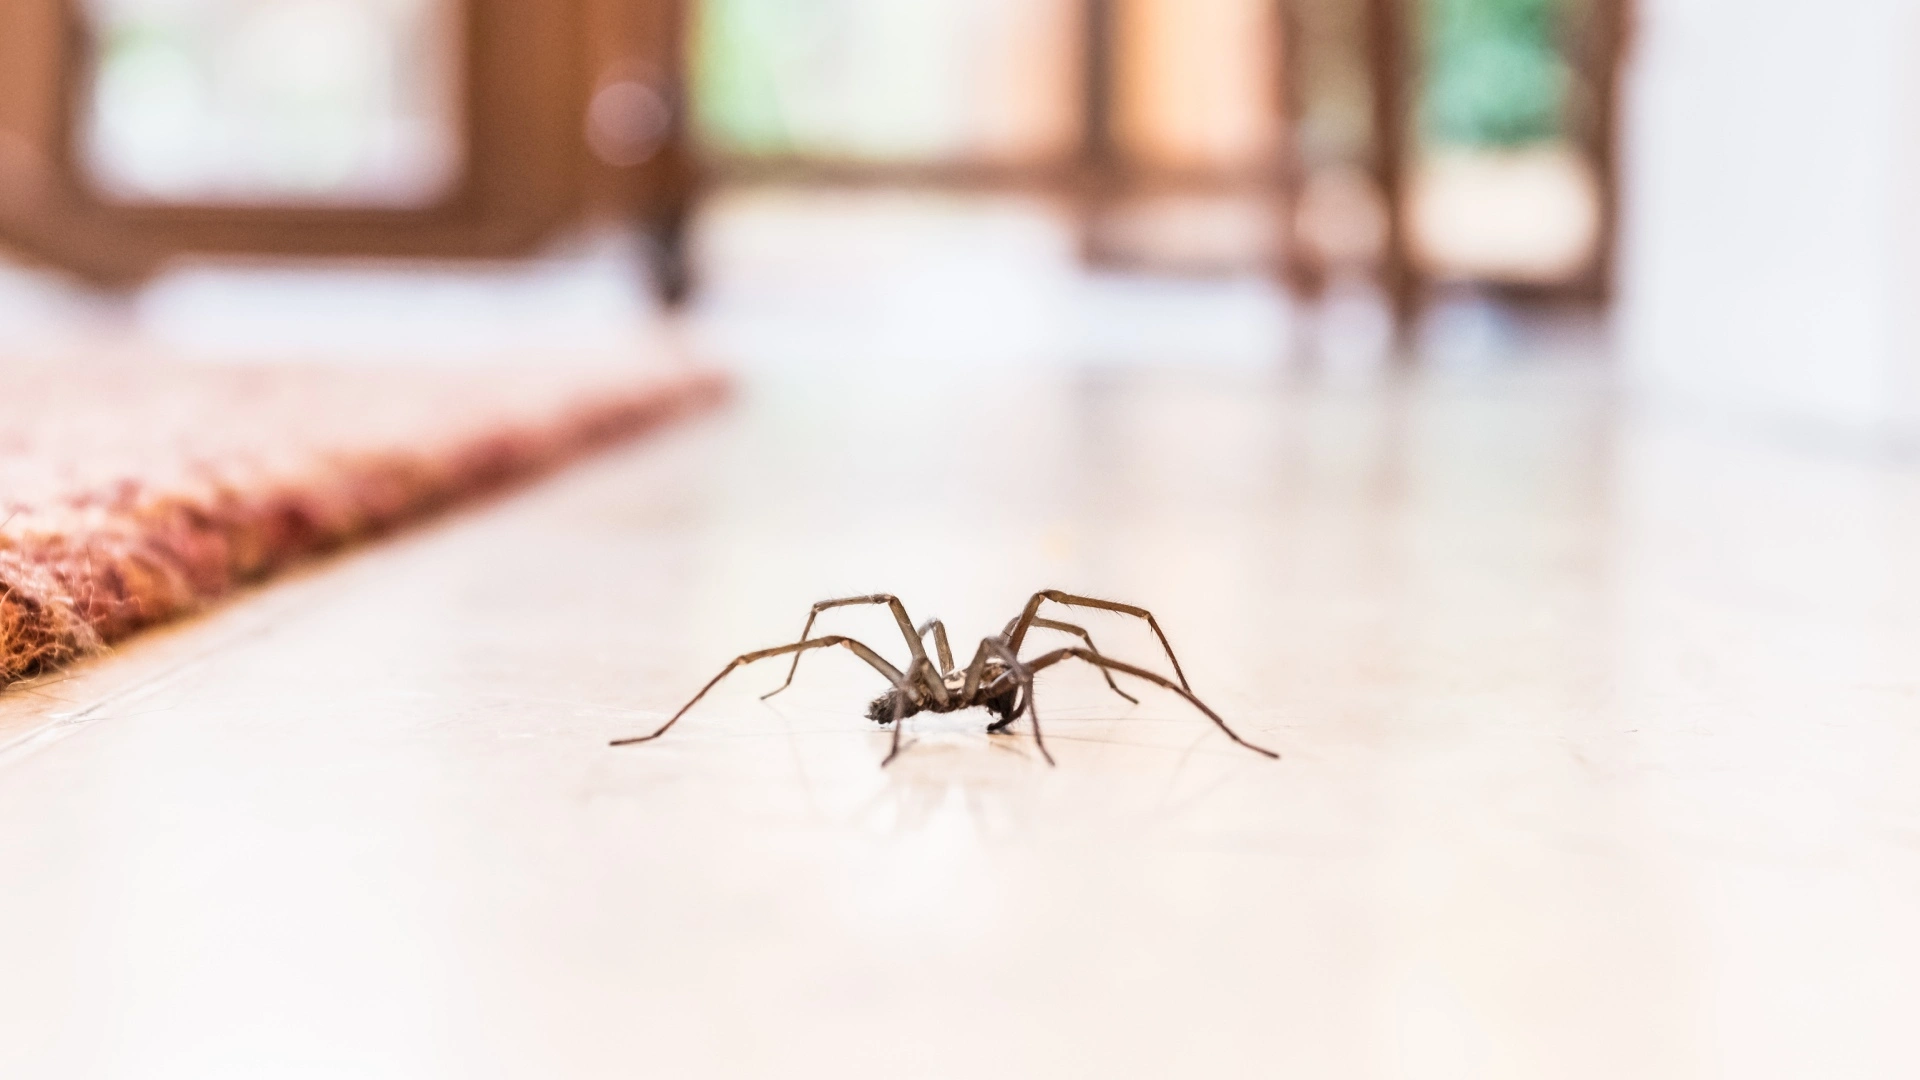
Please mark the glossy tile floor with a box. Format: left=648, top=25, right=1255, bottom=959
left=3, top=358, right=1918, bottom=1079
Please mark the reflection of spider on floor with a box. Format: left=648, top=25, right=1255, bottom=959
left=610, top=590, right=1279, bottom=767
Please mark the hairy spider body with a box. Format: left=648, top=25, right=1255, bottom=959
left=865, top=669, right=1022, bottom=728
left=610, top=590, right=1279, bottom=767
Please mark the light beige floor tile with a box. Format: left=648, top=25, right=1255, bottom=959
left=2, top=365, right=1917, bottom=1079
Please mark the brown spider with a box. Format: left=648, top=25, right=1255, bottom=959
left=609, top=590, right=1279, bottom=766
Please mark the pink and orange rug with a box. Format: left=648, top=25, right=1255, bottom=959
left=0, top=360, right=726, bottom=688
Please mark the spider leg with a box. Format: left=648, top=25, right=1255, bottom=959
left=761, top=594, right=945, bottom=705
left=958, top=638, right=997, bottom=700
left=981, top=672, right=1025, bottom=733
left=1018, top=674, right=1054, bottom=766
left=881, top=657, right=936, bottom=767
left=958, top=638, right=1021, bottom=719
left=611, top=635, right=909, bottom=747
left=1023, top=647, right=1278, bottom=759
left=981, top=637, right=1054, bottom=766
left=916, top=619, right=954, bottom=674
left=1004, top=590, right=1194, bottom=692
left=1000, top=615, right=1139, bottom=705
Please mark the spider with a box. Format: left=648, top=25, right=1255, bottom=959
left=609, top=590, right=1279, bottom=766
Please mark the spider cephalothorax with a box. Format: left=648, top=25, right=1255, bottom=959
left=865, top=671, right=1021, bottom=729
left=611, top=590, right=1279, bottom=767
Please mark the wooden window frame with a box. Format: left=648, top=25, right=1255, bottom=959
left=0, top=0, right=594, bottom=284
left=1367, top=0, right=1629, bottom=322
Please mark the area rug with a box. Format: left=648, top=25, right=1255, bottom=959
left=0, top=360, right=727, bottom=688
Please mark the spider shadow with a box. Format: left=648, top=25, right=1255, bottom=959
left=844, top=706, right=1241, bottom=838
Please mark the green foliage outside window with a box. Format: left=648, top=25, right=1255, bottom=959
left=1422, top=0, right=1573, bottom=147
left=691, top=0, right=801, bottom=154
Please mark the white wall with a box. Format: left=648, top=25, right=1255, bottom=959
left=1617, top=0, right=1920, bottom=438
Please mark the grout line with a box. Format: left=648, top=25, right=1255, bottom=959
left=0, top=595, right=296, bottom=769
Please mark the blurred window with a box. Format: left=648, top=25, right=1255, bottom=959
left=1111, top=0, right=1282, bottom=174
left=1095, top=0, right=1287, bottom=275
left=691, top=0, right=1080, bottom=165
left=77, top=0, right=464, bottom=207
left=687, top=0, right=1295, bottom=277
left=1285, top=0, right=1391, bottom=283
left=1407, top=0, right=1602, bottom=286
left=1289, top=0, right=1375, bottom=171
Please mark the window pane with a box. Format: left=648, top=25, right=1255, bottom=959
left=1111, top=0, right=1284, bottom=173
left=1422, top=0, right=1570, bottom=147
left=78, top=0, right=464, bottom=207
left=692, top=0, right=1080, bottom=164
left=1409, top=0, right=1602, bottom=284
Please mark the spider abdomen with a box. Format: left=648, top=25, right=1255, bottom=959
left=864, top=681, right=1020, bottom=727
left=866, top=689, right=923, bottom=725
